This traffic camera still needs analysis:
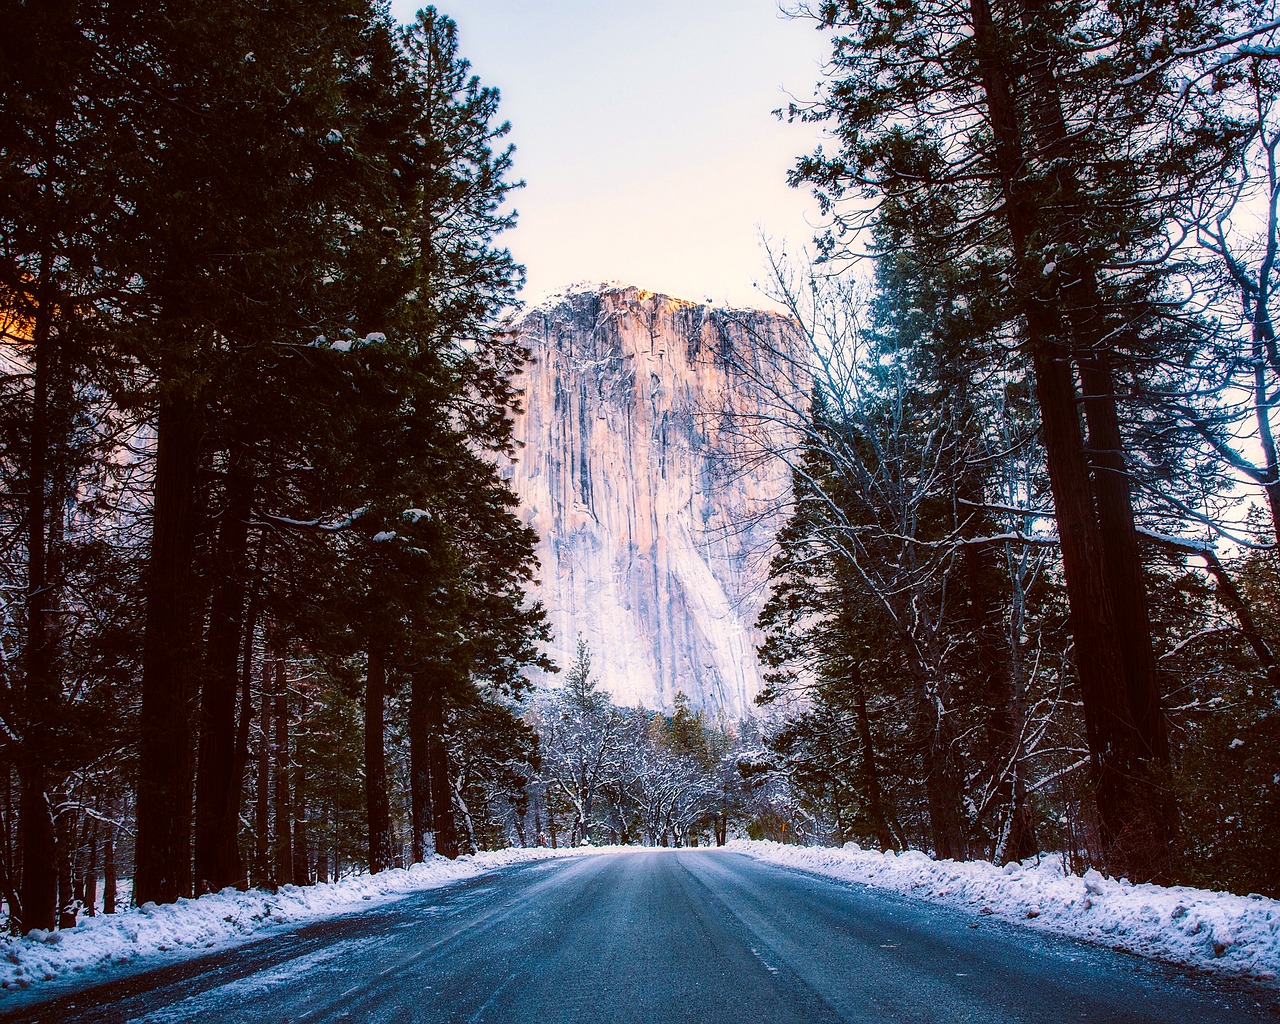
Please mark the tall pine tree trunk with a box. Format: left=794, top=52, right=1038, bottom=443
left=18, top=256, right=58, bottom=932
left=969, top=0, right=1169, bottom=880
left=16, top=782, right=53, bottom=933
left=409, top=670, right=430, bottom=864
left=55, top=791, right=75, bottom=929
left=315, top=804, right=330, bottom=884
left=998, top=551, right=1039, bottom=863
left=194, top=456, right=253, bottom=893
left=1, top=768, right=21, bottom=928
left=102, top=825, right=117, bottom=915
left=227, top=575, right=259, bottom=886
left=272, top=661, right=293, bottom=887
left=851, top=663, right=894, bottom=852
left=82, top=815, right=98, bottom=917
left=135, top=394, right=202, bottom=905
left=428, top=702, right=459, bottom=859
left=1016, top=0, right=1172, bottom=878
left=291, top=724, right=308, bottom=886
left=453, top=781, right=478, bottom=857
left=916, top=682, right=968, bottom=862
left=413, top=671, right=459, bottom=859
left=364, top=645, right=393, bottom=873
left=252, top=672, right=272, bottom=887
left=961, top=539, right=1038, bottom=863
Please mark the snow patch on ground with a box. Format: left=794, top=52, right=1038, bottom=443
left=728, top=839, right=1280, bottom=981
left=0, top=846, right=585, bottom=998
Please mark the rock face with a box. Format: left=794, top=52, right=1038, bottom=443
left=506, top=286, right=799, bottom=716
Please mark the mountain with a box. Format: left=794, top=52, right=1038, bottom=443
left=504, top=286, right=800, bottom=716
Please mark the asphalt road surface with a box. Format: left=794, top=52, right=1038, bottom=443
left=2, top=850, right=1276, bottom=1023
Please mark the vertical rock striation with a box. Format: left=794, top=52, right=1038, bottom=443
left=506, top=286, right=799, bottom=716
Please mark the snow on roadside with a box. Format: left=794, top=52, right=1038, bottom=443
left=9, top=841, right=1276, bottom=999
left=0, top=846, right=585, bottom=997
left=727, top=839, right=1280, bottom=981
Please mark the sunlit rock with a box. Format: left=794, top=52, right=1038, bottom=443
left=505, top=286, right=800, bottom=716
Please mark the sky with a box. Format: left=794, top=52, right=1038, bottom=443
left=387, top=1, right=831, bottom=310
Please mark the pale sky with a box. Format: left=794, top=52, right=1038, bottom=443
left=388, top=1, right=831, bottom=310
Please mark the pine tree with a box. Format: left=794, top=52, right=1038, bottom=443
left=541, top=637, right=621, bottom=846
left=785, top=0, right=1250, bottom=880
left=0, top=0, right=146, bottom=929
left=114, top=0, right=409, bottom=906
left=242, top=7, right=544, bottom=870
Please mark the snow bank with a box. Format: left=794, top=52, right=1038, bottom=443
left=0, top=846, right=583, bottom=996
left=727, top=839, right=1280, bottom=980
left=9, top=842, right=1275, bottom=1000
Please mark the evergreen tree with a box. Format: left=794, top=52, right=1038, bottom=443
left=540, top=637, right=622, bottom=845
left=786, top=0, right=1250, bottom=880
left=0, top=0, right=545, bottom=911
left=0, top=0, right=150, bottom=928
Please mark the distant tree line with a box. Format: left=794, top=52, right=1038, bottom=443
left=523, top=638, right=775, bottom=850
left=737, top=0, right=1280, bottom=896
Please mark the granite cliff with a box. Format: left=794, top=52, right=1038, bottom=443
left=505, top=286, right=800, bottom=715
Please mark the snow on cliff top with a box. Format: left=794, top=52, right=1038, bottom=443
left=515, top=282, right=786, bottom=323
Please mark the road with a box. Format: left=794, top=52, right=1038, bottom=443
left=2, top=850, right=1276, bottom=1023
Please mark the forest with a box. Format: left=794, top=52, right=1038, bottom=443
left=0, top=1, right=556, bottom=933
left=2, top=0, right=1280, bottom=940
left=744, top=0, right=1280, bottom=898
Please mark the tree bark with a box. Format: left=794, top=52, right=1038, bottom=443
left=1000, top=548, right=1040, bottom=863
left=55, top=793, right=75, bottom=929
left=82, top=815, right=98, bottom=917
left=228, top=578, right=258, bottom=882
left=315, top=804, right=329, bottom=884
left=961, top=538, right=1038, bottom=863
left=851, top=664, right=895, bottom=852
left=252, top=666, right=272, bottom=887
left=1017, top=0, right=1172, bottom=789
left=408, top=669, right=430, bottom=864
left=968, top=0, right=1171, bottom=879
left=272, top=660, right=293, bottom=887
left=16, top=781, right=54, bottom=933
left=422, top=674, right=459, bottom=859
left=453, top=780, right=478, bottom=856
left=1, top=769, right=21, bottom=930
left=917, top=690, right=969, bottom=862
left=194, top=456, right=253, bottom=893
left=102, top=826, right=117, bottom=915
left=291, top=722, right=308, bottom=886
left=135, top=395, right=202, bottom=905
left=18, top=252, right=59, bottom=932
left=364, top=645, right=393, bottom=874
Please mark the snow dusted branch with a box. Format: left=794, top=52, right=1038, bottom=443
left=256, top=508, right=368, bottom=534
left=1137, top=529, right=1280, bottom=683
left=954, top=530, right=1061, bottom=549
left=1133, top=527, right=1213, bottom=555
left=1024, top=757, right=1091, bottom=795
left=1117, top=17, right=1280, bottom=90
